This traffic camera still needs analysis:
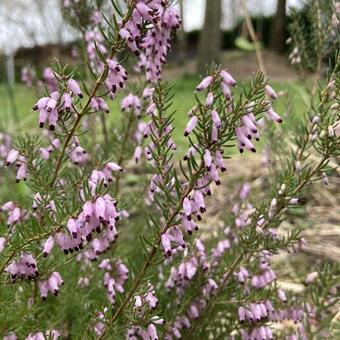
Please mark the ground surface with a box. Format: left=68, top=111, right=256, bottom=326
left=165, top=50, right=298, bottom=81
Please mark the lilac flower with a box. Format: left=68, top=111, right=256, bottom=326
left=202, top=278, right=218, bottom=297
left=182, top=216, right=198, bottom=235
left=3, top=332, right=17, bottom=340
left=43, top=67, right=58, bottom=92
left=127, top=323, right=161, bottom=340
left=21, top=67, right=35, bottom=87
left=121, top=94, right=141, bottom=117
left=239, top=183, right=250, bottom=200
left=77, top=277, right=90, bottom=288
left=67, top=79, right=83, bottom=98
left=5, top=149, right=19, bottom=166
left=5, top=253, right=38, bottom=281
left=183, top=197, right=192, bottom=219
left=133, top=5, right=180, bottom=82
left=220, top=81, right=232, bottom=100
left=90, top=97, right=110, bottom=113
left=203, top=149, right=212, bottom=170
left=143, top=87, right=155, bottom=99
left=305, top=271, right=319, bottom=284
left=235, top=266, right=250, bottom=284
left=43, top=236, right=55, bottom=257
left=85, top=30, right=107, bottom=68
left=211, top=239, right=230, bottom=260
left=236, top=127, right=256, bottom=153
left=321, top=171, right=329, bottom=185
left=39, top=272, right=64, bottom=299
left=196, top=76, right=214, bottom=92
left=211, top=109, right=221, bottom=129
left=184, top=116, right=198, bottom=137
left=251, top=268, right=276, bottom=289
left=100, top=259, right=129, bottom=305
left=93, top=309, right=108, bottom=336
left=1, top=201, right=24, bottom=227
left=33, top=91, right=60, bottom=130
left=105, top=59, right=128, bottom=95
left=193, top=190, right=206, bottom=213
left=69, top=144, right=90, bottom=166
left=161, top=226, right=186, bottom=257
left=266, top=108, right=283, bottom=123
left=277, top=288, right=287, bottom=302
left=220, top=70, right=236, bottom=86
left=161, top=233, right=172, bottom=257
left=205, top=92, right=214, bottom=107
left=264, top=84, right=278, bottom=100
left=210, top=126, right=217, bottom=143
left=268, top=198, right=277, bottom=219
left=91, top=10, right=102, bottom=25
left=25, top=332, right=45, bottom=340
left=134, top=283, right=158, bottom=311
left=0, top=237, right=6, bottom=253
left=214, top=150, right=226, bottom=172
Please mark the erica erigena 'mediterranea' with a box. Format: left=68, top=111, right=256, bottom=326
left=1, top=1, right=340, bottom=339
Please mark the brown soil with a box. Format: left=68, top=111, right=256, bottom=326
left=165, top=50, right=298, bottom=81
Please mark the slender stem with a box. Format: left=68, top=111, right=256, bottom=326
left=240, top=0, right=266, bottom=75
left=113, top=111, right=135, bottom=196
left=49, top=113, right=83, bottom=187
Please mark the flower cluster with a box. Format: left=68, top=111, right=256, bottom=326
left=4, top=330, right=60, bottom=340
left=99, top=259, right=129, bottom=305
left=43, top=67, right=58, bottom=92
left=5, top=253, right=38, bottom=281
left=127, top=317, right=165, bottom=340
left=0, top=132, right=11, bottom=164
left=105, top=59, right=128, bottom=97
left=32, top=78, right=82, bottom=130
left=40, top=192, right=124, bottom=261
left=69, top=140, right=90, bottom=166
left=0, top=201, right=25, bottom=227
left=137, top=6, right=181, bottom=82
left=5, top=149, right=28, bottom=182
left=21, top=67, right=35, bottom=87
left=121, top=93, right=141, bottom=117
left=38, top=272, right=64, bottom=299
left=134, top=283, right=158, bottom=312
left=88, top=162, right=123, bottom=194
left=118, top=1, right=180, bottom=82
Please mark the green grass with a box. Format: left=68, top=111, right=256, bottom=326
left=0, top=75, right=308, bottom=154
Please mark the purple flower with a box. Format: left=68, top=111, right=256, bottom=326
left=265, top=84, right=278, bottom=100
left=266, top=108, right=283, bottom=123
left=196, top=76, right=214, bottom=92
left=67, top=79, right=83, bottom=98
left=220, top=70, right=236, bottom=86
left=184, top=116, right=198, bottom=137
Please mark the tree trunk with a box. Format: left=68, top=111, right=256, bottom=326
left=197, top=0, right=222, bottom=74
left=270, top=0, right=287, bottom=54
left=177, top=0, right=187, bottom=65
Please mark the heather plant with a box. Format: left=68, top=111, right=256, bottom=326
left=1, top=1, right=339, bottom=339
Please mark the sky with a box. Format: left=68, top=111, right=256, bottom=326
left=0, top=0, right=304, bottom=55
left=182, top=0, right=303, bottom=31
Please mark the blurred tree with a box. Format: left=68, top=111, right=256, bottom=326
left=177, top=0, right=187, bottom=65
left=270, top=0, right=287, bottom=53
left=197, top=0, right=222, bottom=74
